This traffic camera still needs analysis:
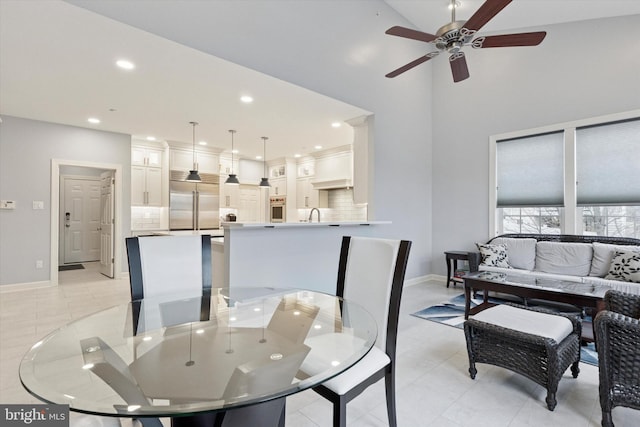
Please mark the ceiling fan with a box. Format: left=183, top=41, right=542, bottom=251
left=385, top=0, right=547, bottom=82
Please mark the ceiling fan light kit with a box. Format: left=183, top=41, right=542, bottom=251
left=385, top=0, right=546, bottom=82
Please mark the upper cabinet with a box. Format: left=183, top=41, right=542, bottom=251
left=170, top=149, right=219, bottom=174
left=132, top=146, right=163, bottom=168
left=131, top=143, right=165, bottom=207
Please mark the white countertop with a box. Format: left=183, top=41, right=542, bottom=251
left=221, top=221, right=390, bottom=229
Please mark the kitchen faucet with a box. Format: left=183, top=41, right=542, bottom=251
left=308, top=208, right=320, bottom=223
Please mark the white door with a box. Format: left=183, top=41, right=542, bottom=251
left=63, top=177, right=101, bottom=263
left=100, top=171, right=115, bottom=278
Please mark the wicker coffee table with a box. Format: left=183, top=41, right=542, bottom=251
left=463, top=271, right=609, bottom=342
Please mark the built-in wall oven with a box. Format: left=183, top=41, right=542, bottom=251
left=269, top=196, right=286, bottom=223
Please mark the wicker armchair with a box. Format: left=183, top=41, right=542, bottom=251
left=595, top=290, right=640, bottom=427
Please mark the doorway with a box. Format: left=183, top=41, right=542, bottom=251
left=51, top=160, right=122, bottom=286
left=60, top=175, right=101, bottom=264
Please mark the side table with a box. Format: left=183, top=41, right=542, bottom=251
left=444, top=251, right=470, bottom=288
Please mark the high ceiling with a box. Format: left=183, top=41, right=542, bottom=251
left=2, top=1, right=640, bottom=161
left=0, top=0, right=369, bottom=161
left=385, top=0, right=640, bottom=34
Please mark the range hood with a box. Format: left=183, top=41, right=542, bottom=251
left=311, top=178, right=352, bottom=190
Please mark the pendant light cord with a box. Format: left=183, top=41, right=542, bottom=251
left=190, top=121, right=198, bottom=169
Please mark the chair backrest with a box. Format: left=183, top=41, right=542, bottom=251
left=336, top=236, right=411, bottom=357
left=125, top=235, right=212, bottom=300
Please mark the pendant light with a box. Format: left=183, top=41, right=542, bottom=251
left=185, top=121, right=202, bottom=182
left=224, top=130, right=240, bottom=185
left=259, top=136, right=270, bottom=187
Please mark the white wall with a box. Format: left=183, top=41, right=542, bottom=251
left=0, top=116, right=131, bottom=286
left=68, top=0, right=434, bottom=280
left=430, top=14, right=640, bottom=274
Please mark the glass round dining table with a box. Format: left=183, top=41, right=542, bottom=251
left=19, top=287, right=377, bottom=426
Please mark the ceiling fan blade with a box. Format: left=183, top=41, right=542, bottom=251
left=385, top=53, right=438, bottom=78
left=462, top=0, right=512, bottom=33
left=474, top=31, right=547, bottom=48
left=385, top=26, right=438, bottom=43
left=450, top=54, right=470, bottom=83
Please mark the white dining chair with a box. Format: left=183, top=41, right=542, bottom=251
left=310, top=235, right=412, bottom=427
left=125, top=234, right=212, bottom=300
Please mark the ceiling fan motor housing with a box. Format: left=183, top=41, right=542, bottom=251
left=435, top=21, right=470, bottom=53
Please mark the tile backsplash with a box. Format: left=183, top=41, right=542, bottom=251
left=131, top=206, right=166, bottom=230
left=296, top=188, right=367, bottom=222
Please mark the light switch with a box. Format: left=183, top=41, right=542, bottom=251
left=1, top=200, right=16, bottom=210
left=33, top=201, right=44, bottom=210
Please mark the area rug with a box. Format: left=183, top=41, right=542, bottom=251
left=58, top=264, right=85, bottom=271
left=412, top=294, right=598, bottom=366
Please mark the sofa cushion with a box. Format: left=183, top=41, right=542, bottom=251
left=534, top=241, right=593, bottom=276
left=582, top=276, right=640, bottom=296
left=605, top=249, right=640, bottom=283
left=476, top=243, right=511, bottom=268
left=590, top=242, right=640, bottom=277
left=490, top=237, right=537, bottom=270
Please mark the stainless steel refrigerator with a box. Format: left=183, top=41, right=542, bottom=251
left=169, top=171, right=220, bottom=230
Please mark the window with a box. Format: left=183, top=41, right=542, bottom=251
left=490, top=111, right=640, bottom=238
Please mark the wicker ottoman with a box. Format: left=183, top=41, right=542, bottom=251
left=464, top=304, right=582, bottom=410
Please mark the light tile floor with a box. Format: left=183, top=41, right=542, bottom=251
left=1, top=263, right=639, bottom=426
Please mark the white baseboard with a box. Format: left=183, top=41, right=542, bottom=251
left=0, top=280, right=54, bottom=293
left=404, top=274, right=446, bottom=287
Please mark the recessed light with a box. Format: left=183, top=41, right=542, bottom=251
left=256, top=155, right=262, bottom=160
left=314, top=145, right=323, bottom=150
left=146, top=136, right=156, bottom=141
left=331, top=122, right=342, bottom=128
left=116, top=59, right=135, bottom=70
left=240, top=95, right=254, bottom=104
left=199, top=141, right=207, bottom=146
left=87, top=117, right=100, bottom=124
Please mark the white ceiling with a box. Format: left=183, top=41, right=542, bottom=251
left=0, top=0, right=369, bottom=161
left=2, top=1, right=640, bottom=162
left=384, top=0, right=640, bottom=34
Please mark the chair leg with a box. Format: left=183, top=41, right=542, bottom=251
left=601, top=410, right=614, bottom=427
left=545, top=389, right=557, bottom=411
left=570, top=361, right=580, bottom=378
left=384, top=371, right=398, bottom=427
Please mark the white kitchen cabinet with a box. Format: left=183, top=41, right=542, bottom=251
left=269, top=177, right=286, bottom=196
left=220, top=180, right=240, bottom=208
left=132, top=146, right=163, bottom=168
left=296, top=177, right=327, bottom=208
left=238, top=186, right=260, bottom=222
left=131, top=166, right=162, bottom=206
left=170, top=149, right=219, bottom=174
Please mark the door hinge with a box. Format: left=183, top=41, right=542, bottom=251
left=112, top=258, right=115, bottom=263
left=112, top=218, right=115, bottom=224
left=112, top=178, right=115, bottom=184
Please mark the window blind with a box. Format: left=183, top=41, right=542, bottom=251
left=496, top=132, right=564, bottom=207
left=576, top=118, right=640, bottom=206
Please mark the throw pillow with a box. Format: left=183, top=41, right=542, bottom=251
left=476, top=243, right=511, bottom=268
left=605, top=249, right=640, bottom=283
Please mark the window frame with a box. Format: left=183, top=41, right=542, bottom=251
left=489, top=109, right=640, bottom=237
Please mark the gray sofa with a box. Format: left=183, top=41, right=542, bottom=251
left=469, top=234, right=640, bottom=295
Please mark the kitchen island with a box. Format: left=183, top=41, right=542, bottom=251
left=219, top=221, right=391, bottom=294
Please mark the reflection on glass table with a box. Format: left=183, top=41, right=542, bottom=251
left=19, top=288, right=376, bottom=423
